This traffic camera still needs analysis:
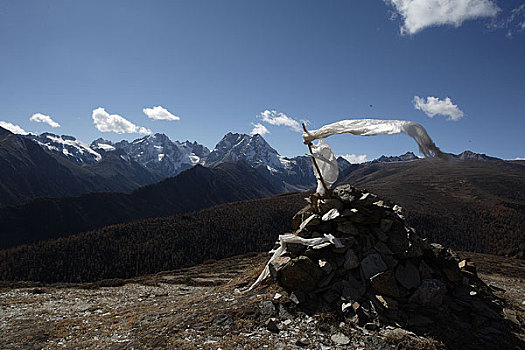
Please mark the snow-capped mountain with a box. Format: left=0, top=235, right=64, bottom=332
left=91, top=133, right=210, bottom=178
left=372, top=151, right=419, bottom=163
left=25, top=130, right=345, bottom=192
left=204, top=133, right=282, bottom=169
left=205, top=132, right=351, bottom=191
left=454, top=150, right=500, bottom=161
left=25, top=133, right=102, bottom=165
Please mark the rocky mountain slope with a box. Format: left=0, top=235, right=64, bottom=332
left=0, top=250, right=523, bottom=349
left=25, top=132, right=102, bottom=164
left=91, top=133, right=210, bottom=178
left=28, top=130, right=350, bottom=194
left=0, top=127, right=112, bottom=207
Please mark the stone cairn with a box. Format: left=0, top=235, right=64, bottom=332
left=267, top=184, right=507, bottom=338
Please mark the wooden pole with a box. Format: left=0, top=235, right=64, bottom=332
left=302, top=123, right=330, bottom=197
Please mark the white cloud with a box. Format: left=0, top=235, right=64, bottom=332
left=386, top=0, right=500, bottom=35
left=92, top=107, right=151, bottom=135
left=514, top=157, right=525, bottom=161
left=258, top=110, right=302, bottom=132
left=29, top=113, right=61, bottom=128
left=143, top=106, right=180, bottom=121
left=413, top=96, right=465, bottom=121
left=0, top=121, right=29, bottom=135
left=250, top=123, right=270, bottom=136
left=341, top=154, right=368, bottom=164
left=488, top=4, right=525, bottom=38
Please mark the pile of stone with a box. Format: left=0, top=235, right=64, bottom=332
left=267, top=184, right=507, bottom=338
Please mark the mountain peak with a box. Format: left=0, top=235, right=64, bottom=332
left=373, top=151, right=419, bottom=163
left=205, top=132, right=280, bottom=168
left=456, top=150, right=500, bottom=161
left=24, top=132, right=101, bottom=164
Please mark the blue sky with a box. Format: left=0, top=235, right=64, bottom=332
left=1, top=0, right=524, bottom=161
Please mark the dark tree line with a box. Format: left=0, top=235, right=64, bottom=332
left=1, top=189, right=523, bottom=283
left=0, top=192, right=306, bottom=282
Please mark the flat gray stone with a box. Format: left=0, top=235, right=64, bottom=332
left=269, top=256, right=291, bottom=279
left=337, top=221, right=359, bottom=235
left=259, top=301, right=276, bottom=319
left=395, top=261, right=421, bottom=290
left=361, top=253, right=388, bottom=279
left=343, top=249, right=360, bottom=270
left=341, top=279, right=365, bottom=300
left=279, top=256, right=323, bottom=291
left=409, top=279, right=446, bottom=307
left=380, top=219, right=393, bottom=233
left=370, top=270, right=399, bottom=298
left=331, top=333, right=350, bottom=345
left=333, top=184, right=358, bottom=203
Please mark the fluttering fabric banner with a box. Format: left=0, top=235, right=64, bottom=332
left=302, top=119, right=445, bottom=195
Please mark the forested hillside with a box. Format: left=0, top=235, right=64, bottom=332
left=0, top=161, right=280, bottom=249
left=338, top=158, right=525, bottom=258
left=0, top=193, right=306, bottom=282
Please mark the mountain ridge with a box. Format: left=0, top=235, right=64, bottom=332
left=0, top=161, right=281, bottom=249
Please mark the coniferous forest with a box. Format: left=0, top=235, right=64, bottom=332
left=0, top=187, right=523, bottom=282
left=0, top=193, right=306, bottom=282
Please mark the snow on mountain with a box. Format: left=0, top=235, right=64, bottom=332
left=25, top=133, right=102, bottom=164
left=92, top=133, right=211, bottom=178
left=372, top=152, right=419, bottom=163
left=204, top=133, right=320, bottom=191
left=91, top=138, right=116, bottom=152
left=204, top=133, right=284, bottom=170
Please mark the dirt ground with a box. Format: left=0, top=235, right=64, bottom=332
left=0, top=251, right=523, bottom=350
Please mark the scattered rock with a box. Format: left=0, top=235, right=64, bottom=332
left=260, top=184, right=510, bottom=344
left=365, top=322, right=378, bottom=330
left=331, top=332, right=350, bottom=345
left=211, top=315, right=233, bottom=327
left=265, top=318, right=280, bottom=333
left=259, top=301, right=275, bottom=319
left=278, top=304, right=294, bottom=319
left=296, top=337, right=311, bottom=347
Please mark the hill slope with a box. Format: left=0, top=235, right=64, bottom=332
left=338, top=157, right=525, bottom=257
left=0, top=192, right=306, bottom=282
left=0, top=127, right=163, bottom=207
left=0, top=127, right=105, bottom=207
left=0, top=162, right=280, bottom=249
